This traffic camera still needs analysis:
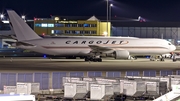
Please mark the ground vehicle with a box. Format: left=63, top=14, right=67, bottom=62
left=172, top=54, right=180, bottom=62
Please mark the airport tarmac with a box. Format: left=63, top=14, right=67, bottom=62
left=0, top=57, right=179, bottom=71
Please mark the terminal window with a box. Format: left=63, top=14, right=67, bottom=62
left=55, top=23, right=64, bottom=27
left=78, top=24, right=83, bottom=27
left=84, top=24, right=90, bottom=27
left=160, top=70, right=173, bottom=76
left=47, top=24, right=54, bottom=27
left=72, top=24, right=78, bottom=27
left=91, top=31, right=96, bottom=34
left=91, top=24, right=97, bottom=27
left=35, top=24, right=41, bottom=27
left=126, top=71, right=139, bottom=76
left=65, top=24, right=71, bottom=27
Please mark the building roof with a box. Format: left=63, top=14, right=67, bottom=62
left=87, top=16, right=99, bottom=21
left=112, top=22, right=180, bottom=27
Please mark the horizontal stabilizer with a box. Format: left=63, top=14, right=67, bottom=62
left=5, top=41, right=35, bottom=47
left=4, top=41, right=15, bottom=45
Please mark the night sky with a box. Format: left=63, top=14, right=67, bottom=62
left=0, top=0, right=180, bottom=22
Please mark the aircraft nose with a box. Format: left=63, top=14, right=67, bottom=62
left=171, top=45, right=176, bottom=51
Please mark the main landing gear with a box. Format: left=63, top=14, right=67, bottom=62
left=84, top=56, right=102, bottom=62
left=150, top=55, right=165, bottom=61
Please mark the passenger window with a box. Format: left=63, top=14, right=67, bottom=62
left=168, top=43, right=171, bottom=45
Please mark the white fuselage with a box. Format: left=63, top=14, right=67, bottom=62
left=16, top=37, right=176, bottom=56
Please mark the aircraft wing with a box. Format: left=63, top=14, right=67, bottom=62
left=88, top=45, right=113, bottom=53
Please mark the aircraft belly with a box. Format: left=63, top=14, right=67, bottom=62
left=129, top=49, right=170, bottom=55
left=49, top=49, right=91, bottom=56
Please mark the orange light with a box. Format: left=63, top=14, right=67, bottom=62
left=42, top=33, right=45, bottom=36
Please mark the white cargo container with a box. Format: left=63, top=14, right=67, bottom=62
left=3, top=86, right=16, bottom=94
left=62, top=77, right=82, bottom=86
left=16, top=82, right=40, bottom=95
left=125, top=76, right=142, bottom=79
left=112, top=83, right=120, bottom=95
left=121, top=80, right=146, bottom=96
left=83, top=77, right=95, bottom=82
left=31, top=83, right=40, bottom=93
left=0, top=94, right=35, bottom=101
left=90, top=84, right=113, bottom=100
left=146, top=81, right=167, bottom=96
left=159, top=77, right=170, bottom=90
left=68, top=80, right=96, bottom=91
left=95, top=78, right=119, bottom=83
left=64, top=83, right=87, bottom=99
left=171, top=77, right=180, bottom=88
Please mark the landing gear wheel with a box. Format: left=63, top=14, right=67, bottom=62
left=160, top=58, right=165, bottom=61
left=84, top=58, right=89, bottom=61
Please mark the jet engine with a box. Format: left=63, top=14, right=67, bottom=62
left=114, top=50, right=130, bottom=59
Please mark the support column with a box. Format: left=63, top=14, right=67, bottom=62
left=102, top=71, right=107, bottom=77
left=173, top=70, right=177, bottom=75
left=156, top=70, right=160, bottom=76
left=83, top=71, right=88, bottom=77
left=120, top=71, right=126, bottom=77
left=139, top=71, right=144, bottom=76
left=49, top=72, right=53, bottom=89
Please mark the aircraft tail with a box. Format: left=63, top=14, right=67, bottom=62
left=7, top=10, right=42, bottom=41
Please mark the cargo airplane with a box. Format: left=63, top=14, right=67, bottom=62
left=6, top=10, right=176, bottom=62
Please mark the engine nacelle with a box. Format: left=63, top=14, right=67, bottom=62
left=114, top=50, right=130, bottom=59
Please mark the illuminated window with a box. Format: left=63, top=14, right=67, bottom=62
left=47, top=24, right=54, bottom=27
left=75, top=31, right=80, bottom=34
left=52, top=30, right=63, bottom=34
left=35, top=24, right=41, bottom=27
left=51, top=30, right=54, bottom=34
left=84, top=24, right=90, bottom=27
left=41, top=23, right=47, bottom=27
left=55, top=23, right=64, bottom=27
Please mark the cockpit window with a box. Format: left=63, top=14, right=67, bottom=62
left=168, top=43, right=171, bottom=45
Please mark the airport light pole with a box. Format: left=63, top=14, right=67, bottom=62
left=109, top=4, right=113, bottom=36
left=109, top=4, right=113, bottom=23
left=106, top=0, right=109, bottom=36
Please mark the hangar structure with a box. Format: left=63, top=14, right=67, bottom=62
left=111, top=22, right=180, bottom=45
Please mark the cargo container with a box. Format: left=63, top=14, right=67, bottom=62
left=62, top=77, right=82, bottom=86
left=3, top=86, right=16, bottom=94
left=83, top=77, right=95, bottom=82
left=146, top=81, right=167, bottom=97
left=90, top=84, right=113, bottom=100
left=120, top=80, right=146, bottom=97
left=16, top=82, right=40, bottom=95
left=95, top=78, right=119, bottom=83
left=64, top=83, right=87, bottom=99
left=171, top=77, right=180, bottom=88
